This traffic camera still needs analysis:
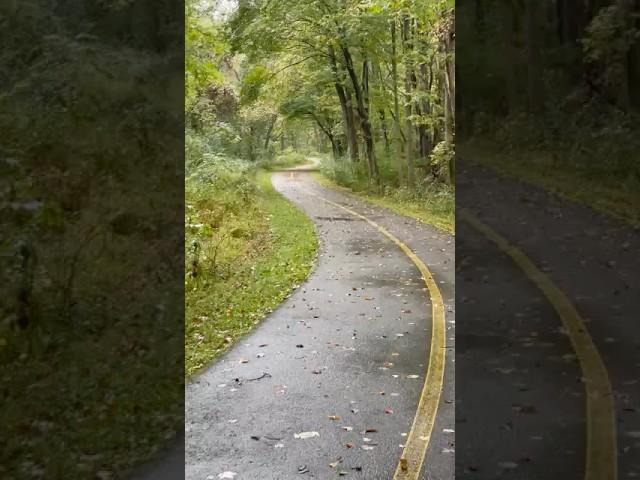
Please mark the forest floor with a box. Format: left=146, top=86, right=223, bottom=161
left=456, top=160, right=639, bottom=479
left=184, top=170, right=455, bottom=480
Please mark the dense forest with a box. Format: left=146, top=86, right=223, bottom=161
left=2, top=1, right=184, bottom=478
left=458, top=0, right=640, bottom=219
left=185, top=0, right=455, bottom=374
left=187, top=0, right=455, bottom=185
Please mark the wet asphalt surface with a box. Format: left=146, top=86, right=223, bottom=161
left=184, top=171, right=455, bottom=480
left=456, top=161, right=640, bottom=479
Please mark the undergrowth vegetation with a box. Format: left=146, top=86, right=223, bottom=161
left=1, top=1, right=183, bottom=478
left=319, top=155, right=455, bottom=233
left=185, top=152, right=317, bottom=376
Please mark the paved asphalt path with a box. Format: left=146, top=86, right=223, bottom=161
left=184, top=171, right=455, bottom=480
left=456, top=161, right=639, bottom=479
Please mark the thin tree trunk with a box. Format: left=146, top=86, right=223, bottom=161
left=263, top=114, right=277, bottom=150
left=340, top=43, right=379, bottom=182
left=524, top=0, right=544, bottom=113
left=391, top=17, right=404, bottom=183
left=402, top=14, right=415, bottom=186
left=504, top=0, right=519, bottom=116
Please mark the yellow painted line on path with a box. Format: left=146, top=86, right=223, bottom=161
left=460, top=208, right=617, bottom=480
left=310, top=192, right=446, bottom=480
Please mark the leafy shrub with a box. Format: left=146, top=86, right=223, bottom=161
left=429, top=141, right=455, bottom=183
left=264, top=147, right=307, bottom=169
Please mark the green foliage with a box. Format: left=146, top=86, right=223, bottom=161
left=259, top=147, right=308, bottom=170
left=185, top=164, right=317, bottom=375
left=582, top=6, right=640, bottom=93
left=319, top=155, right=454, bottom=232
left=2, top=1, right=183, bottom=478
left=240, top=64, right=270, bottom=104
left=429, top=140, right=455, bottom=182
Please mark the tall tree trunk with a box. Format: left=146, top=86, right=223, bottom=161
left=379, top=109, right=390, bottom=153
left=402, top=14, right=416, bottom=186
left=615, top=0, right=633, bottom=109
left=374, top=63, right=391, bottom=153
left=329, top=45, right=359, bottom=162
left=263, top=114, right=277, bottom=150
left=340, top=43, right=379, bottom=182
left=504, top=0, right=519, bottom=116
left=418, top=61, right=433, bottom=156
left=524, top=0, right=544, bottom=113
left=391, top=17, right=404, bottom=183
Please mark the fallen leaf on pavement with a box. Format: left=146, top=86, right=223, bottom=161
left=512, top=405, right=537, bottom=415
left=328, top=415, right=341, bottom=421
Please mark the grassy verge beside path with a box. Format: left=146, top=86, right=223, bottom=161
left=313, top=172, right=455, bottom=235
left=459, top=141, right=640, bottom=227
left=185, top=170, right=317, bottom=377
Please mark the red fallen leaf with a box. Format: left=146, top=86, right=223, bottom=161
left=385, top=408, right=394, bottom=414
left=345, top=443, right=354, bottom=449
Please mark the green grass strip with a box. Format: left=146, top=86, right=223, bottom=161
left=185, top=171, right=317, bottom=377
left=313, top=173, right=455, bottom=235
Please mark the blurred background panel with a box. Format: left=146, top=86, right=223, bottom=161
left=456, top=1, right=640, bottom=479
left=0, top=1, right=185, bottom=479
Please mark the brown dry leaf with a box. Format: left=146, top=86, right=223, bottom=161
left=328, top=415, right=341, bottom=421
